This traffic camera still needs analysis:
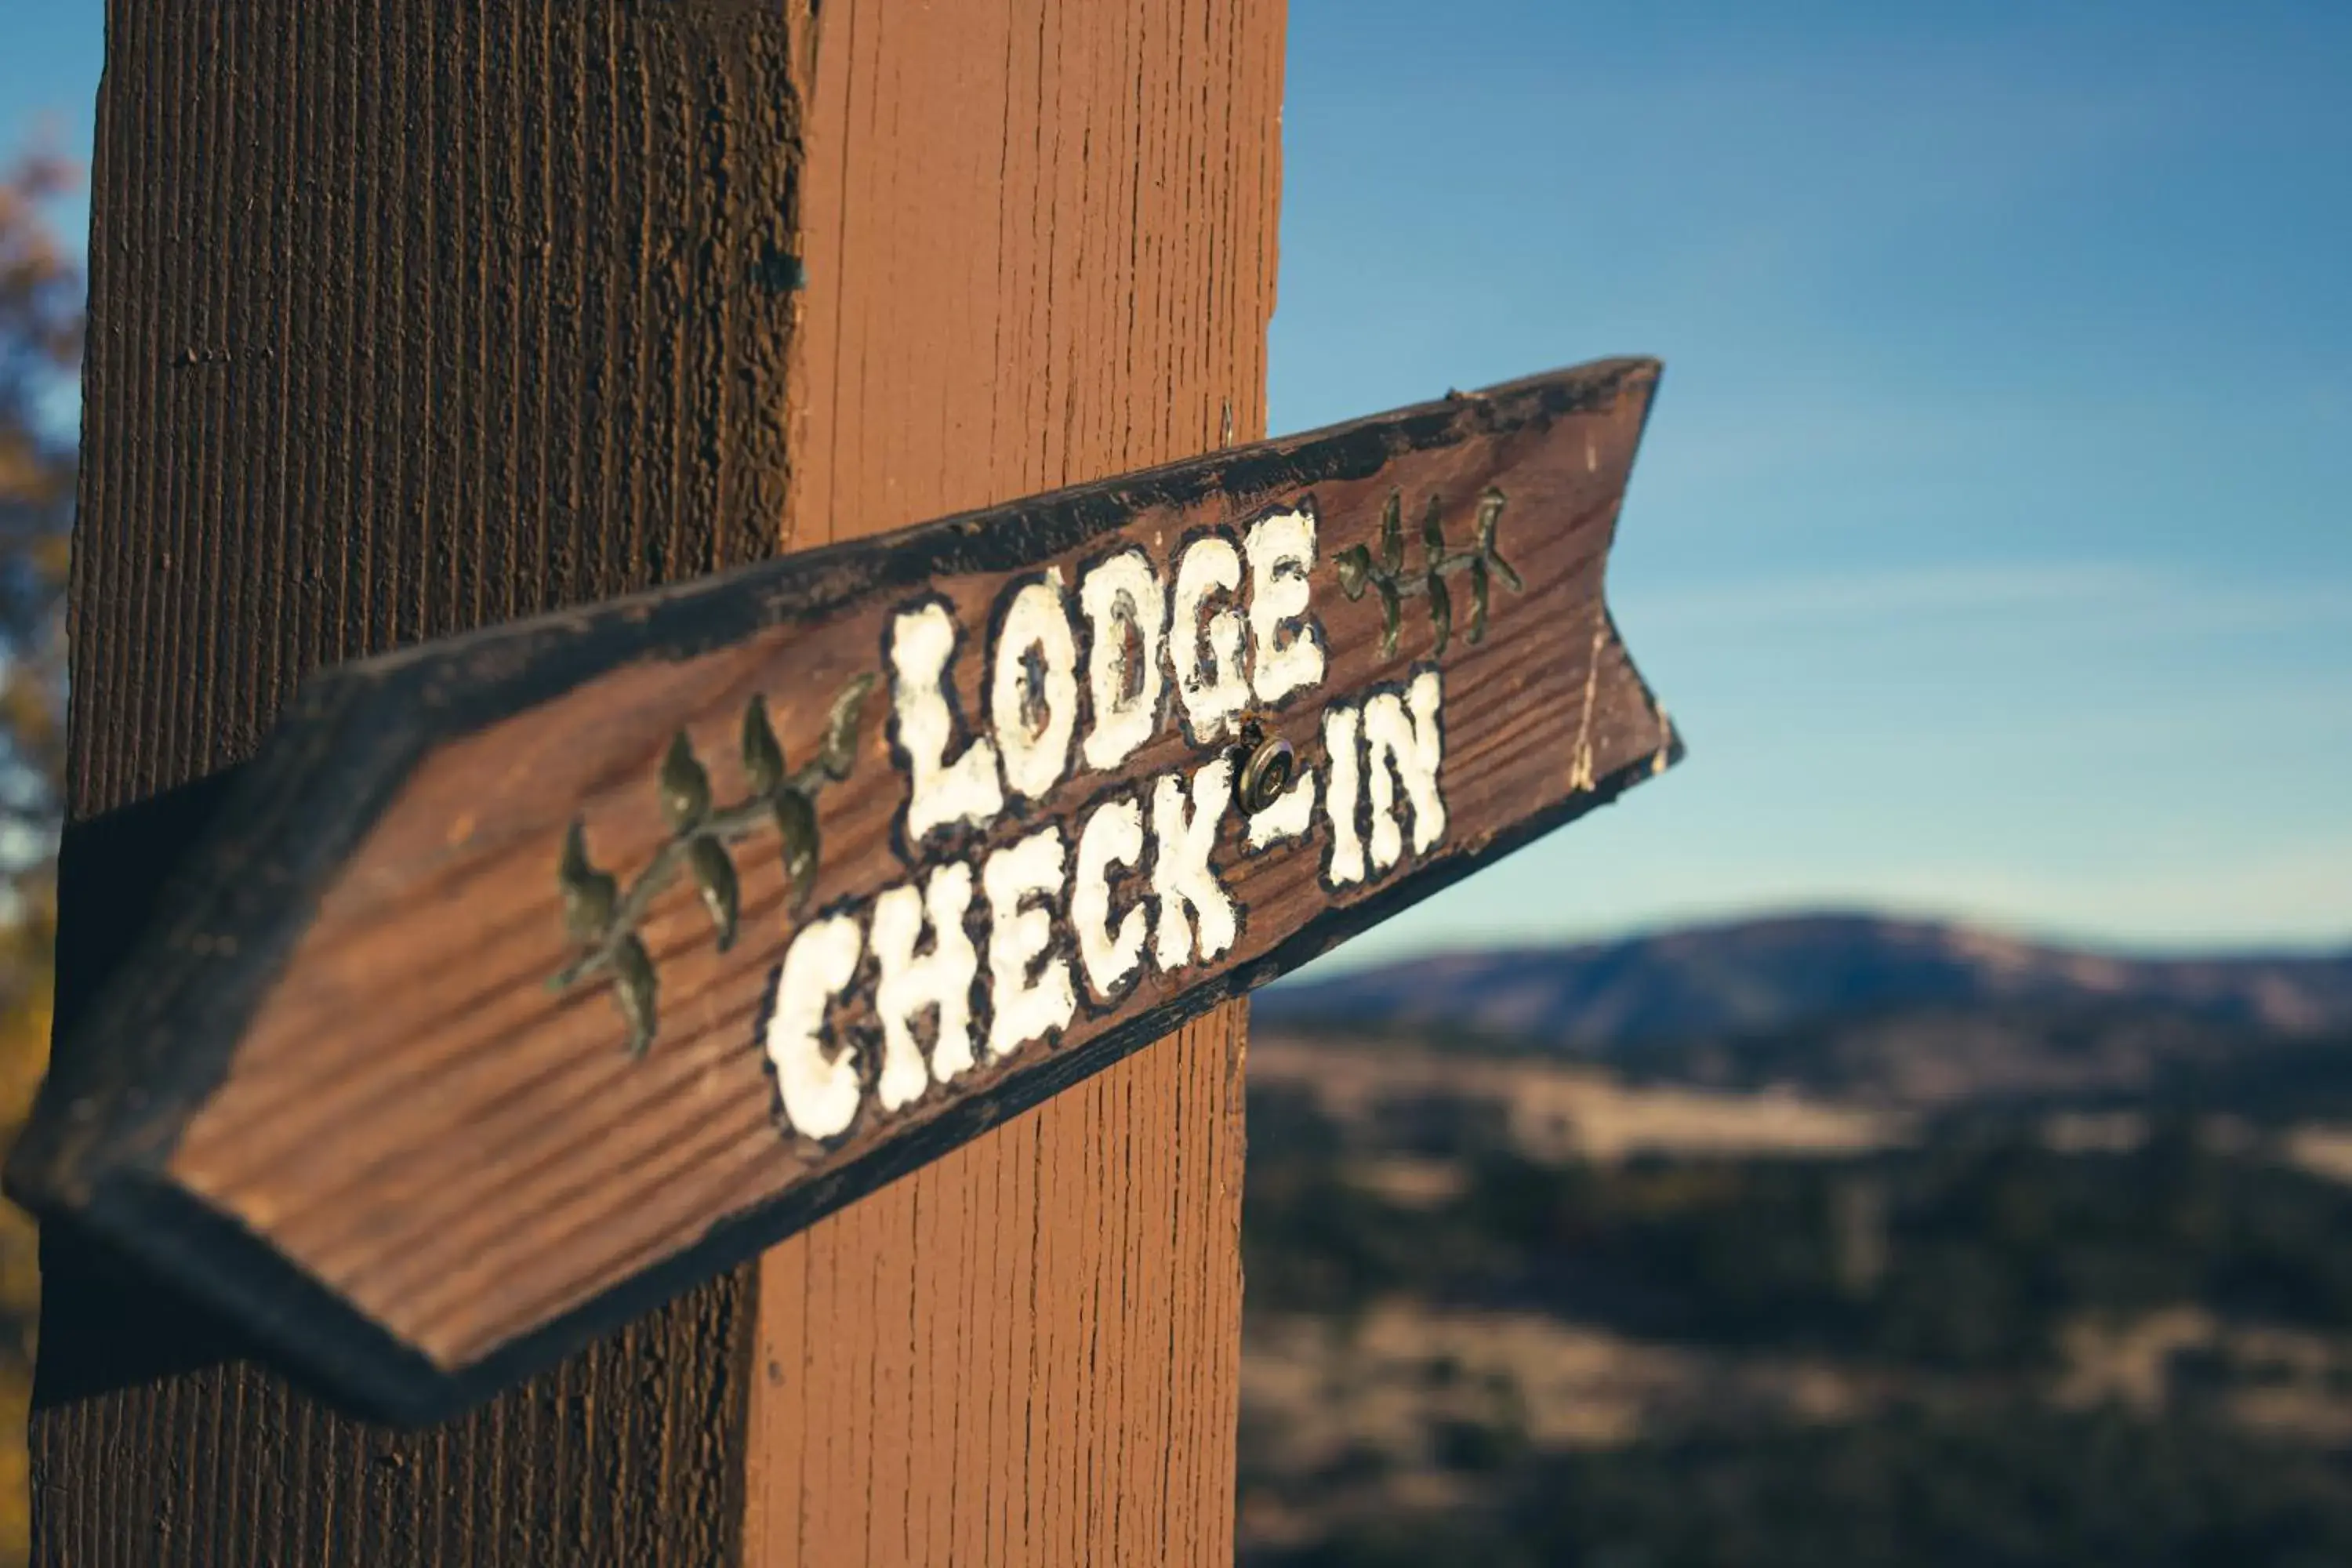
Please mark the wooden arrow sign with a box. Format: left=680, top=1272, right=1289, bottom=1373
left=9, top=356, right=1681, bottom=1423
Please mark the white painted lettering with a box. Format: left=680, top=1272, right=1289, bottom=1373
left=763, top=915, right=866, bottom=1140
left=1244, top=507, right=1325, bottom=705
left=1363, top=668, right=1446, bottom=870
left=1078, top=550, right=1167, bottom=772
left=1169, top=536, right=1250, bottom=743
left=1151, top=757, right=1238, bottom=971
left=764, top=524, right=1463, bottom=1144
left=1322, top=703, right=1367, bottom=887
left=984, top=826, right=1076, bottom=1058
left=1073, top=793, right=1148, bottom=1002
left=989, top=572, right=1080, bottom=802
left=891, top=601, right=1004, bottom=843
left=869, top=862, right=980, bottom=1105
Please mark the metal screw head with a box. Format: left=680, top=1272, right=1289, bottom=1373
left=1239, top=732, right=1297, bottom=815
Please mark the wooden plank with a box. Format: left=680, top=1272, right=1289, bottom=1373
left=13, top=355, right=1678, bottom=1425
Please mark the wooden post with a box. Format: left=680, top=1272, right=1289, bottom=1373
left=743, top=4, right=1278, bottom=1559
left=33, top=1, right=1279, bottom=1562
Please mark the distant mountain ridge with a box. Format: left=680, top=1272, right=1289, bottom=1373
left=1255, top=913, right=2352, bottom=1051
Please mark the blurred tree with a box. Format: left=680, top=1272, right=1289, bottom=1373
left=0, top=134, right=82, bottom=1566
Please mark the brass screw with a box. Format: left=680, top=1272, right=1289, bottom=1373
left=1235, top=717, right=1296, bottom=815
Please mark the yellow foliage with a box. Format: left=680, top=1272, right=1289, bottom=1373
left=0, top=964, right=44, bottom=1567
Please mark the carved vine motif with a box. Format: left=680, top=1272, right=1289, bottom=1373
left=1332, top=487, right=1523, bottom=658
left=547, top=674, right=879, bottom=1057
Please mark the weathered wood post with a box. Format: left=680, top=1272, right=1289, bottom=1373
left=27, top=2, right=1281, bottom=1561
left=12, top=4, right=1682, bottom=1566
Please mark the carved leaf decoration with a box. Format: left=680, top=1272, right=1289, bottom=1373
left=1473, top=487, right=1505, bottom=554
left=688, top=837, right=740, bottom=952
left=1468, top=486, right=1524, bottom=592
left=773, top=788, right=821, bottom=913
left=1483, top=493, right=1525, bottom=593
left=1334, top=545, right=1370, bottom=600
left=557, top=821, right=618, bottom=942
left=1327, top=486, right=1520, bottom=657
left=819, top=673, right=878, bottom=782
left=550, top=670, right=874, bottom=1058
left=658, top=732, right=712, bottom=831
left=741, top=696, right=786, bottom=797
left=612, top=935, right=659, bottom=1058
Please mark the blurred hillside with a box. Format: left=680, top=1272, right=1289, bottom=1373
left=1261, top=914, right=2352, bottom=1052
left=1240, top=924, right=2352, bottom=1566
left=0, top=140, right=79, bottom=1566
left=1260, top=915, right=2352, bottom=1112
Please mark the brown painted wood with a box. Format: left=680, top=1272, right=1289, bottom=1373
left=13, top=354, right=1674, bottom=1421
left=31, top=0, right=785, bottom=1563
left=742, top=8, right=1279, bottom=1563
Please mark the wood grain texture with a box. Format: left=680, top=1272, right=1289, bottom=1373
left=743, top=5, right=1277, bottom=1563
left=33, top=0, right=805, bottom=1560
left=751, top=4, right=1277, bottom=1561
left=14, top=358, right=1671, bottom=1421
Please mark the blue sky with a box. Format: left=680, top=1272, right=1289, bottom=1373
left=5, top=2, right=2346, bottom=962
left=1270, top=1, right=2351, bottom=964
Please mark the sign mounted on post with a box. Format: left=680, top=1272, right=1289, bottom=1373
left=9, top=357, right=1682, bottom=1423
